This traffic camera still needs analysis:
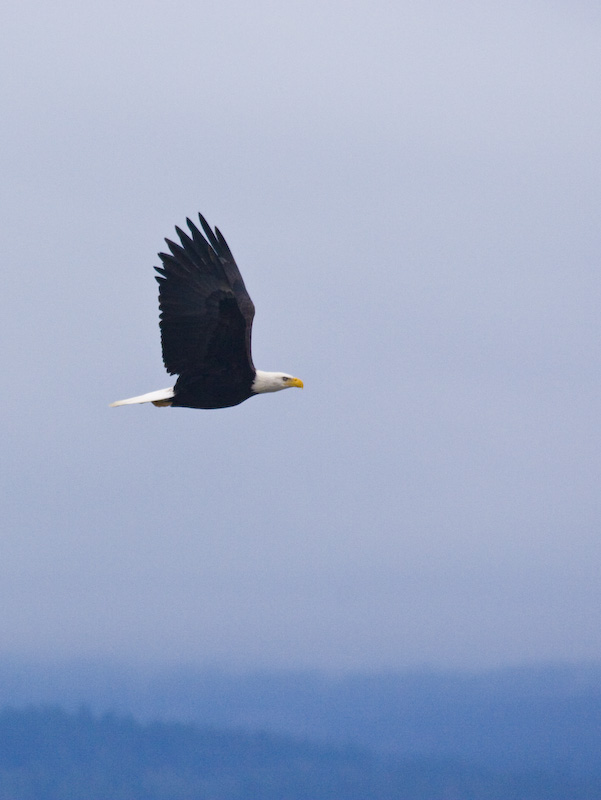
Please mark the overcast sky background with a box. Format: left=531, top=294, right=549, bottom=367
left=2, top=0, right=601, bottom=672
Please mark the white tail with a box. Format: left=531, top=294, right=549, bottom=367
left=110, top=387, right=175, bottom=407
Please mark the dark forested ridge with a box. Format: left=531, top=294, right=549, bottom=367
left=0, top=662, right=600, bottom=798
left=1, top=661, right=600, bottom=774
left=0, top=705, right=599, bottom=800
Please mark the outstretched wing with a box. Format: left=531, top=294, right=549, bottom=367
left=154, top=214, right=255, bottom=379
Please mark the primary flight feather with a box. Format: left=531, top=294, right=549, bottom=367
left=111, top=213, right=303, bottom=410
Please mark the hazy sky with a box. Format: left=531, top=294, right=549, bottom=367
left=2, top=0, right=601, bottom=671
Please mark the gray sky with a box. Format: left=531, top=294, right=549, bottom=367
left=2, top=0, right=601, bottom=671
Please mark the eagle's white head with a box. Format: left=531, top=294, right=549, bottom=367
left=251, top=370, right=304, bottom=394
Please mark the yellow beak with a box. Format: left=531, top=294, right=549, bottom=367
left=288, top=377, right=304, bottom=389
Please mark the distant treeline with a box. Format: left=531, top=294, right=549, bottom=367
left=0, top=705, right=598, bottom=800
left=0, top=661, right=600, bottom=776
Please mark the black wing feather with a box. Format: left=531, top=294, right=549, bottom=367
left=198, top=213, right=221, bottom=252
left=155, top=216, right=255, bottom=379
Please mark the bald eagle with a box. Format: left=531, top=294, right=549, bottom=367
left=110, top=214, right=303, bottom=410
